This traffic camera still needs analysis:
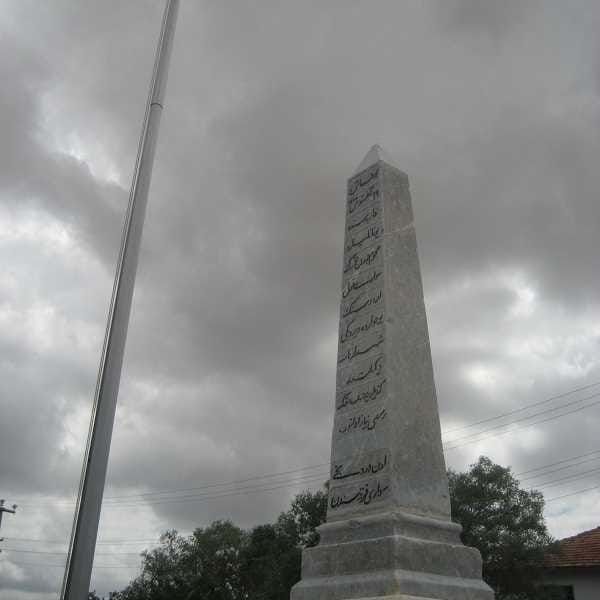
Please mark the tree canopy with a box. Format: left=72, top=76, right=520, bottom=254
left=112, top=458, right=553, bottom=600
left=113, top=490, right=327, bottom=600
left=449, top=456, right=554, bottom=599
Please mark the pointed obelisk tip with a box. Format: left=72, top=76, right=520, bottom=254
left=353, top=144, right=402, bottom=175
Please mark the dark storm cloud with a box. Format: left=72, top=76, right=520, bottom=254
left=416, top=109, right=600, bottom=306
left=2, top=1, right=600, bottom=598
left=0, top=32, right=123, bottom=269
left=438, top=0, right=541, bottom=40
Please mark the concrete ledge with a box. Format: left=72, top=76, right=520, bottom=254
left=291, top=568, right=494, bottom=600
left=318, top=510, right=463, bottom=545
left=303, top=534, right=482, bottom=578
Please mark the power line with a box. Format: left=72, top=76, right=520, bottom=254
left=7, top=479, right=598, bottom=566
left=11, top=452, right=597, bottom=520
left=10, top=382, right=600, bottom=510
left=18, top=472, right=329, bottom=509
left=102, top=462, right=330, bottom=500
left=100, top=471, right=329, bottom=505
left=5, top=472, right=598, bottom=570
left=0, top=559, right=139, bottom=570
left=442, top=380, right=600, bottom=436
left=546, top=484, right=600, bottom=503
left=13, top=462, right=329, bottom=507
left=97, top=454, right=599, bottom=511
left=18, top=416, right=595, bottom=510
left=516, top=449, right=600, bottom=477
left=12, top=441, right=600, bottom=512
left=99, top=473, right=329, bottom=509
left=8, top=382, right=600, bottom=514
left=529, top=466, right=600, bottom=491
left=1, top=548, right=143, bottom=556
left=12, top=441, right=600, bottom=513
left=519, top=452, right=600, bottom=482
left=4, top=532, right=195, bottom=548
left=443, top=389, right=600, bottom=446
left=5, top=537, right=160, bottom=545
left=6, top=455, right=599, bottom=551
left=444, top=391, right=600, bottom=451
left=15, top=471, right=327, bottom=509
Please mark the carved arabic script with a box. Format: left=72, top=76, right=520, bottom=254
left=338, top=333, right=384, bottom=365
left=348, top=167, right=379, bottom=196
left=336, top=378, right=386, bottom=411
left=342, top=355, right=385, bottom=386
left=337, top=407, right=387, bottom=434
left=329, top=479, right=389, bottom=510
left=345, top=225, right=383, bottom=253
left=341, top=288, right=383, bottom=319
left=347, top=205, right=379, bottom=232
left=332, top=453, right=389, bottom=481
left=343, top=244, right=382, bottom=274
left=340, top=312, right=384, bottom=344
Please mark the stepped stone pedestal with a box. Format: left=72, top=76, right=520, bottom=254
left=290, top=146, right=494, bottom=600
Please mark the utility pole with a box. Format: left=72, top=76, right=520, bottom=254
left=60, top=2, right=179, bottom=598
left=0, top=499, right=17, bottom=546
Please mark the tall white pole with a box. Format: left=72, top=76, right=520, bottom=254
left=60, top=2, right=179, bottom=598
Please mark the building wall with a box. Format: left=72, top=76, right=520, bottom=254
left=544, top=568, right=600, bottom=600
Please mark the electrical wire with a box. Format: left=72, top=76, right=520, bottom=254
left=520, top=456, right=600, bottom=483
left=528, top=466, right=600, bottom=491
left=546, top=484, right=600, bottom=503
left=444, top=392, right=600, bottom=451
left=17, top=471, right=329, bottom=509
left=11, top=381, right=600, bottom=508
left=0, top=558, right=139, bottom=570
left=442, top=380, right=600, bottom=436
left=1, top=548, right=142, bottom=557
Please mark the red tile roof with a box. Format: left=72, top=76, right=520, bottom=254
left=545, top=526, right=600, bottom=568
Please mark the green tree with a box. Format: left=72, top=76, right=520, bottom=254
left=448, top=456, right=554, bottom=599
left=112, top=490, right=327, bottom=600
left=114, top=522, right=247, bottom=600
left=88, top=592, right=118, bottom=600
left=275, top=489, right=327, bottom=548
left=240, top=488, right=328, bottom=600
left=113, top=461, right=553, bottom=600
left=184, top=521, right=247, bottom=600
left=240, top=524, right=300, bottom=600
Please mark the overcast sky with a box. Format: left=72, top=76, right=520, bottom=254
left=1, top=1, right=600, bottom=598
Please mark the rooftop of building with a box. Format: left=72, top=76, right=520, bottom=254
left=545, top=526, right=600, bottom=568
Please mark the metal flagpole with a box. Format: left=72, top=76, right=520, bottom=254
left=60, top=1, right=179, bottom=598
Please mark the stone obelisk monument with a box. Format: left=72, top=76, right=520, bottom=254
left=291, top=146, right=493, bottom=600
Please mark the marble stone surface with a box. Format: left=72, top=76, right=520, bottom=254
left=290, top=146, right=494, bottom=600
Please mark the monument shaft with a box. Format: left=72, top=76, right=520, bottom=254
left=329, top=156, right=448, bottom=521
left=291, top=147, right=493, bottom=600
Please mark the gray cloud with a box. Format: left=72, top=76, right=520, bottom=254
left=438, top=0, right=541, bottom=40
left=1, top=1, right=600, bottom=597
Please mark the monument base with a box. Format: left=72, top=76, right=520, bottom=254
left=290, top=511, right=494, bottom=600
